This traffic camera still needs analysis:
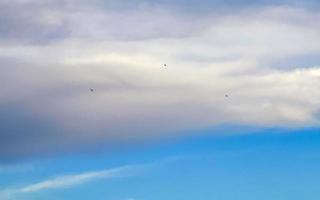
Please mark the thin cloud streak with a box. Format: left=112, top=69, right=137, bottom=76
left=21, top=165, right=132, bottom=193
left=0, top=158, right=179, bottom=199
left=0, top=164, right=137, bottom=199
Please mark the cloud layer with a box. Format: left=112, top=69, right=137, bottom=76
left=1, top=0, right=320, bottom=161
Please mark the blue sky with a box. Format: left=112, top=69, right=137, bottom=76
left=1, top=0, right=320, bottom=199
left=2, top=128, right=320, bottom=200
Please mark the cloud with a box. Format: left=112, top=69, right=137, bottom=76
left=0, top=1, right=320, bottom=161
left=0, top=164, right=136, bottom=199
left=20, top=165, right=132, bottom=193
left=0, top=1, right=70, bottom=44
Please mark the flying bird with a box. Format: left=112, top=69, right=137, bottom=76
left=90, top=88, right=94, bottom=92
left=225, top=94, right=229, bottom=98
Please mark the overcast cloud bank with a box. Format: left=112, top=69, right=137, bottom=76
left=1, top=0, right=320, bottom=161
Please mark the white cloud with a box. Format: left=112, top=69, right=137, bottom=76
left=0, top=2, right=320, bottom=160
left=0, top=165, right=136, bottom=199
left=21, top=165, right=132, bottom=193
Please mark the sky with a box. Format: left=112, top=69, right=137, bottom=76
left=0, top=0, right=320, bottom=199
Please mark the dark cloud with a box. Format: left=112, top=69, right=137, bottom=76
left=0, top=2, right=70, bottom=44
left=0, top=0, right=203, bottom=44
left=2, top=0, right=318, bottom=45
left=0, top=103, right=62, bottom=162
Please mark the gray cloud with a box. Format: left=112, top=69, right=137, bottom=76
left=0, top=1, right=320, bottom=162
left=1, top=0, right=319, bottom=44
left=0, top=1, right=70, bottom=44
left=0, top=0, right=208, bottom=44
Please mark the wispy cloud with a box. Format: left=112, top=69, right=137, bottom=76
left=0, top=165, right=137, bottom=199
left=21, top=165, right=133, bottom=193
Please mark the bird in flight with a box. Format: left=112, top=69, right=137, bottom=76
left=225, top=94, right=229, bottom=98
left=164, top=64, right=167, bottom=67
left=90, top=88, right=94, bottom=92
